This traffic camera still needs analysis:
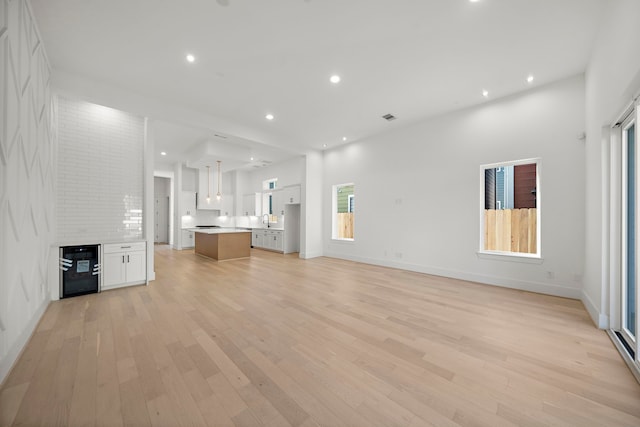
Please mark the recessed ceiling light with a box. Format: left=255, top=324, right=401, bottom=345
left=250, top=157, right=254, bottom=161
left=330, top=75, right=341, bottom=84
left=469, top=0, right=480, bottom=2
left=265, top=114, right=274, bottom=120
left=160, top=151, right=167, bottom=156
left=323, top=144, right=327, bottom=148
left=482, top=89, right=489, bottom=98
left=342, top=136, right=347, bottom=142
left=527, top=75, right=534, bottom=84
left=186, top=54, right=195, bottom=63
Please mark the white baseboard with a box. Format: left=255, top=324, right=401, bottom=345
left=0, top=298, right=50, bottom=386
left=323, top=252, right=582, bottom=300
left=582, top=290, right=609, bottom=329
left=299, top=251, right=323, bottom=260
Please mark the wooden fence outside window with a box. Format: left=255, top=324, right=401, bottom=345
left=484, top=208, right=537, bottom=253
left=337, top=213, right=354, bottom=239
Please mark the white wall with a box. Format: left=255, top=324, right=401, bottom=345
left=243, top=156, right=304, bottom=194
left=323, top=75, right=586, bottom=298
left=172, top=162, right=183, bottom=248
left=182, top=166, right=197, bottom=192
left=0, top=0, right=55, bottom=384
left=583, top=0, right=640, bottom=328
left=56, top=96, right=145, bottom=243
left=154, top=176, right=170, bottom=198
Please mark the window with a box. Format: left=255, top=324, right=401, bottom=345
left=263, top=178, right=277, bottom=190
left=261, top=178, right=279, bottom=223
left=262, top=192, right=278, bottom=224
left=480, top=158, right=540, bottom=257
left=333, top=183, right=354, bottom=240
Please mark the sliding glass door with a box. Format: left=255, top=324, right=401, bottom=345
left=614, top=109, right=640, bottom=363
left=623, top=117, right=637, bottom=347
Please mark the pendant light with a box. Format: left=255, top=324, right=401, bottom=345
left=206, top=165, right=211, bottom=203
left=216, top=160, right=222, bottom=200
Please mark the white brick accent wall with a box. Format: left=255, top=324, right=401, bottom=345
left=56, top=97, right=144, bottom=242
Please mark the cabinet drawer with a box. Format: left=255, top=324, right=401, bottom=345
left=104, top=242, right=146, bottom=253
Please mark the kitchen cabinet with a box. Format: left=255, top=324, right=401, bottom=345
left=103, top=242, right=146, bottom=290
left=220, top=195, right=235, bottom=216
left=267, top=230, right=283, bottom=252
left=181, top=191, right=196, bottom=216
left=252, top=229, right=283, bottom=253
left=282, top=185, right=301, bottom=204
left=197, top=167, right=222, bottom=210
left=252, top=230, right=265, bottom=248
left=181, top=229, right=194, bottom=248
left=243, top=193, right=261, bottom=216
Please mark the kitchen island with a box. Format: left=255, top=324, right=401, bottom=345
left=194, top=228, right=252, bottom=260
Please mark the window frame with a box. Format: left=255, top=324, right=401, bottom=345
left=478, top=157, right=542, bottom=260
left=263, top=178, right=278, bottom=191
left=608, top=99, right=640, bottom=378
left=332, top=182, right=355, bottom=242
left=621, top=114, right=637, bottom=346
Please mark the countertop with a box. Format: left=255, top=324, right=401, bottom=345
left=52, top=238, right=146, bottom=247
left=193, top=228, right=252, bottom=234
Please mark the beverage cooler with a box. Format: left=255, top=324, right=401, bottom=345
left=59, top=245, right=100, bottom=298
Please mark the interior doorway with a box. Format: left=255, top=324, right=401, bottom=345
left=154, top=176, right=171, bottom=244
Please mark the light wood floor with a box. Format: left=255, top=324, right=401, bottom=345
left=2, top=246, right=640, bottom=427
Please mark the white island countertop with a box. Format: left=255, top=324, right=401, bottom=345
left=192, top=228, right=252, bottom=234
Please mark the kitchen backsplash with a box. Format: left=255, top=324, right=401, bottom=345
left=181, top=210, right=266, bottom=229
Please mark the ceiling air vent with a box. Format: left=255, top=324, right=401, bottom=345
left=382, top=113, right=397, bottom=122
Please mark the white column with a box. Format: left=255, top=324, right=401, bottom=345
left=300, top=151, right=324, bottom=259
left=144, top=118, right=155, bottom=281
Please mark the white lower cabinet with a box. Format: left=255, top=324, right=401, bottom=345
left=252, top=230, right=265, bottom=248
left=103, top=242, right=146, bottom=290
left=181, top=229, right=194, bottom=248
left=252, top=229, right=283, bottom=253
left=267, top=230, right=283, bottom=252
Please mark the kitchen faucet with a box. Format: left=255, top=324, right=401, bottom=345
left=262, top=214, right=270, bottom=228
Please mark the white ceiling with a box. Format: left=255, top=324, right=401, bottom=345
left=30, top=0, right=606, bottom=170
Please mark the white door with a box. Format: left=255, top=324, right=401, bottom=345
left=155, top=196, right=169, bottom=243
